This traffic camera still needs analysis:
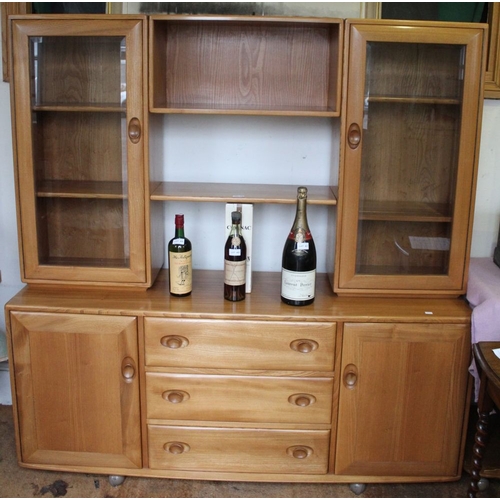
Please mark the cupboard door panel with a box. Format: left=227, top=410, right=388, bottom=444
left=335, top=21, right=486, bottom=295
left=11, top=18, right=148, bottom=285
left=335, top=322, right=470, bottom=476
left=10, top=312, right=142, bottom=468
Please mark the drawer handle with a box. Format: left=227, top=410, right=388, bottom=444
left=288, top=393, right=316, bottom=407
left=160, top=335, right=189, bottom=349
left=121, top=357, right=136, bottom=383
left=162, top=390, right=190, bottom=404
left=287, top=445, right=313, bottom=460
left=128, top=117, right=142, bottom=144
left=343, top=363, right=358, bottom=389
left=347, top=123, right=361, bottom=149
left=290, top=339, right=318, bottom=354
left=164, top=441, right=190, bottom=455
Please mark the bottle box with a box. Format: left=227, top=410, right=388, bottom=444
left=225, top=203, right=253, bottom=293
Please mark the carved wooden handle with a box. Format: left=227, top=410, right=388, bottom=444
left=162, top=390, right=190, bottom=404
left=161, top=335, right=189, bottom=349
left=164, top=442, right=190, bottom=454
left=288, top=393, right=316, bottom=407
left=290, top=339, right=318, bottom=354
left=343, top=363, right=358, bottom=389
left=121, top=357, right=136, bottom=383
left=347, top=123, right=361, bottom=149
left=128, top=117, right=142, bottom=144
left=287, top=445, right=313, bottom=459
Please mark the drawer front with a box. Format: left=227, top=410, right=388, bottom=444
left=148, top=425, right=330, bottom=474
left=144, top=318, right=335, bottom=370
left=146, top=373, right=333, bottom=424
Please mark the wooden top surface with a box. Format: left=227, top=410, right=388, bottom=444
left=474, top=342, right=500, bottom=390
left=6, top=270, right=471, bottom=323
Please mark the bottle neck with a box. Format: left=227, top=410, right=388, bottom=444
left=230, top=221, right=242, bottom=237
left=292, top=196, right=310, bottom=234
left=175, top=225, right=185, bottom=238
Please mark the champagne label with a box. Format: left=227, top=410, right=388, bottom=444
left=281, top=269, right=316, bottom=301
left=169, top=250, right=192, bottom=294
left=229, top=248, right=241, bottom=256
left=225, top=260, right=246, bottom=286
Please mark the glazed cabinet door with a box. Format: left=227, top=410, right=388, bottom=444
left=335, top=322, right=470, bottom=477
left=9, top=312, right=141, bottom=469
left=335, top=20, right=486, bottom=296
left=10, top=16, right=148, bottom=286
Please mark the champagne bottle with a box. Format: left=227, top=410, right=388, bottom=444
left=281, top=187, right=316, bottom=306
left=224, top=211, right=247, bottom=301
left=168, top=214, right=192, bottom=297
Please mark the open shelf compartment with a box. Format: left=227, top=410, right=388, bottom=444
left=149, top=15, right=342, bottom=116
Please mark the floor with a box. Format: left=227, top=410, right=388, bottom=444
left=0, top=402, right=499, bottom=498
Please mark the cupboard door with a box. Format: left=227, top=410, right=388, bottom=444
left=10, top=312, right=141, bottom=469
left=335, top=322, right=470, bottom=477
left=11, top=17, right=148, bottom=285
left=335, top=21, right=486, bottom=295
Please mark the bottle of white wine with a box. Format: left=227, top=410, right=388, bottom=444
left=168, top=214, right=192, bottom=297
left=224, top=211, right=246, bottom=301
left=281, top=187, right=316, bottom=306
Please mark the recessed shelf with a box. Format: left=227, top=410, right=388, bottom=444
left=367, top=96, right=461, bottom=105
left=359, top=200, right=452, bottom=222
left=37, top=180, right=127, bottom=199
left=33, top=103, right=125, bottom=112
left=149, top=15, right=342, bottom=116
left=150, top=182, right=337, bottom=205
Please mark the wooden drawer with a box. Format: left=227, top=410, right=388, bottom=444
left=146, top=373, right=333, bottom=424
left=148, top=425, right=330, bottom=474
left=144, top=318, right=335, bottom=370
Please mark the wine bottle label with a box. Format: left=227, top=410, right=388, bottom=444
left=173, top=238, right=185, bottom=245
left=224, top=260, right=246, bottom=286
left=281, top=269, right=316, bottom=301
left=169, top=250, right=192, bottom=293
left=229, top=248, right=241, bottom=256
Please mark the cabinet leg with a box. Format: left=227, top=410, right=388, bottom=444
left=108, top=475, right=126, bottom=487
left=468, top=409, right=490, bottom=497
left=349, top=483, right=367, bottom=495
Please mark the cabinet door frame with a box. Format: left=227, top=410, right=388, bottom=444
left=10, top=16, right=148, bottom=285
left=9, top=311, right=142, bottom=469
left=335, top=321, right=471, bottom=477
left=335, top=21, right=486, bottom=295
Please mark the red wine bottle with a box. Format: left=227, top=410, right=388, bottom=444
left=281, top=187, right=316, bottom=306
left=224, top=211, right=247, bottom=301
left=168, top=214, right=192, bottom=297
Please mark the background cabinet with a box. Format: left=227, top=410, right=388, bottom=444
left=9, top=312, right=141, bottom=469
left=10, top=16, right=161, bottom=286
left=335, top=20, right=486, bottom=296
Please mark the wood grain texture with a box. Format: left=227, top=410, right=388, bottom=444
left=147, top=425, right=330, bottom=474
left=150, top=15, right=341, bottom=115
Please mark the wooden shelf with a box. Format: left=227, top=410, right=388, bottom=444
left=33, top=103, right=125, bottom=113
left=367, top=96, right=461, bottom=105
left=37, top=180, right=127, bottom=199
left=359, top=200, right=452, bottom=222
left=149, top=15, right=342, bottom=116
left=150, top=182, right=337, bottom=205
left=150, top=103, right=339, bottom=117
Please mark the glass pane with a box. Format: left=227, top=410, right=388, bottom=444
left=29, top=36, right=129, bottom=268
left=357, top=42, right=464, bottom=276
